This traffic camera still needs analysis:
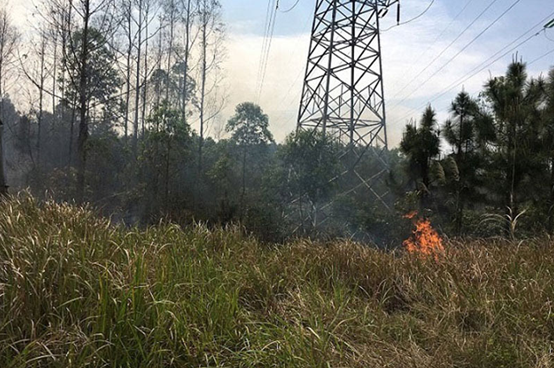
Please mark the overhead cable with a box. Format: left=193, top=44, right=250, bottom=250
left=390, top=11, right=554, bottom=127
left=388, top=0, right=475, bottom=93
left=390, top=0, right=500, bottom=101
left=390, top=0, right=521, bottom=111
left=382, top=0, right=435, bottom=32
left=280, top=0, right=300, bottom=13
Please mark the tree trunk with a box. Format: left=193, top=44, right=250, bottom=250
left=181, top=0, right=192, bottom=123
left=0, top=51, right=5, bottom=196
left=76, top=0, right=91, bottom=203
left=68, top=96, right=76, bottom=167
left=52, top=31, right=57, bottom=116
left=198, top=6, right=207, bottom=174
left=37, top=34, right=46, bottom=166
left=164, top=135, right=171, bottom=210
left=505, top=122, right=517, bottom=237
left=240, top=146, right=246, bottom=221
left=0, top=119, right=7, bottom=197
left=141, top=2, right=150, bottom=136
left=124, top=3, right=132, bottom=138
left=165, top=2, right=175, bottom=103
left=155, top=26, right=162, bottom=108
left=132, top=0, right=143, bottom=157
left=455, top=112, right=465, bottom=235
left=549, top=155, right=554, bottom=234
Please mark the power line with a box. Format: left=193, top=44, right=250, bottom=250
left=390, top=13, right=554, bottom=127
left=257, top=0, right=279, bottom=101
left=280, top=0, right=300, bottom=13
left=388, top=0, right=475, bottom=93
left=528, top=47, right=554, bottom=65
left=390, top=0, right=521, bottom=112
left=256, top=0, right=273, bottom=90
left=389, top=0, right=500, bottom=101
left=382, top=0, right=435, bottom=32
left=256, top=0, right=277, bottom=100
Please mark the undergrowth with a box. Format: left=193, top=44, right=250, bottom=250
left=0, top=194, right=553, bottom=367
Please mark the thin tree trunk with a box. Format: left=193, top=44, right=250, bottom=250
left=68, top=96, right=76, bottom=166
left=52, top=33, right=57, bottom=115
left=124, top=2, right=132, bottom=138
left=76, top=0, right=91, bottom=203
left=0, top=119, right=7, bottom=197
left=455, top=112, right=465, bottom=235
left=164, top=135, right=171, bottom=210
left=155, top=24, right=162, bottom=108
left=0, top=47, right=6, bottom=196
left=240, top=146, right=246, bottom=221
left=141, top=3, right=150, bottom=136
left=37, top=35, right=46, bottom=166
left=198, top=6, right=207, bottom=174
left=165, top=1, right=175, bottom=103
left=132, top=0, right=143, bottom=157
left=181, top=0, right=192, bottom=123
left=549, top=156, right=554, bottom=234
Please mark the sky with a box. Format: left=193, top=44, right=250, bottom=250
left=219, top=0, right=554, bottom=146
left=9, top=0, right=554, bottom=147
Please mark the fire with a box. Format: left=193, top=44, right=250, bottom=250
left=403, top=212, right=444, bottom=260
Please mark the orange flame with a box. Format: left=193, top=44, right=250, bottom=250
left=403, top=212, right=444, bottom=260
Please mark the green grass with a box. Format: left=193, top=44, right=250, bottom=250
left=1, top=194, right=554, bottom=367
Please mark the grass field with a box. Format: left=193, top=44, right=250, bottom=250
left=1, top=195, right=553, bottom=367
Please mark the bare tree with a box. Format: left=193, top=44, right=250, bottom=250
left=196, top=0, right=224, bottom=173
left=162, top=0, right=178, bottom=103
left=0, top=4, right=19, bottom=196
left=131, top=0, right=144, bottom=156
left=180, top=0, right=196, bottom=122
left=120, top=0, right=133, bottom=138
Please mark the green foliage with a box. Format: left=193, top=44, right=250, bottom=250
left=133, top=102, right=193, bottom=220
left=400, top=106, right=441, bottom=211
left=483, top=62, right=545, bottom=211
left=60, top=27, right=123, bottom=113
left=226, top=102, right=274, bottom=147
left=279, top=130, right=340, bottom=204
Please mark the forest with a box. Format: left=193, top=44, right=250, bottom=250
left=0, top=0, right=553, bottom=246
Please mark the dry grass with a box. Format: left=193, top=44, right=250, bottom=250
left=0, top=194, right=553, bottom=367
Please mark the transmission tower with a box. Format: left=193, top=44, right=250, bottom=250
left=293, top=0, right=399, bottom=232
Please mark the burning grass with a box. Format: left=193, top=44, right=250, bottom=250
left=403, top=211, right=445, bottom=260
left=1, top=194, right=554, bottom=367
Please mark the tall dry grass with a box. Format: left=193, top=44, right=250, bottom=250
left=0, top=194, right=553, bottom=367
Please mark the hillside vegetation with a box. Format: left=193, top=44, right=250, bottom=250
left=1, top=195, right=553, bottom=367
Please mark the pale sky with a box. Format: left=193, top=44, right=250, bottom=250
left=9, top=0, right=554, bottom=146
left=221, top=0, right=554, bottom=146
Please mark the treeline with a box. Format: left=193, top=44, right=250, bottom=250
left=0, top=0, right=224, bottom=202
left=401, top=62, right=554, bottom=239
left=0, top=1, right=553, bottom=244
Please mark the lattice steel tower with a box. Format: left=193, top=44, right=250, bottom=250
left=295, top=0, right=399, bottom=230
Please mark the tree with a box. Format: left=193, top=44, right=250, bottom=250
left=540, top=68, right=554, bottom=233
left=278, top=129, right=340, bottom=230
left=280, top=130, right=339, bottom=206
left=0, top=5, right=18, bottom=196
left=196, top=0, right=224, bottom=173
left=442, top=91, right=482, bottom=234
left=181, top=0, right=196, bottom=122
left=225, top=102, right=273, bottom=218
left=400, top=105, right=441, bottom=209
left=138, top=101, right=192, bottom=218
left=483, top=61, right=545, bottom=220
left=62, top=22, right=122, bottom=201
